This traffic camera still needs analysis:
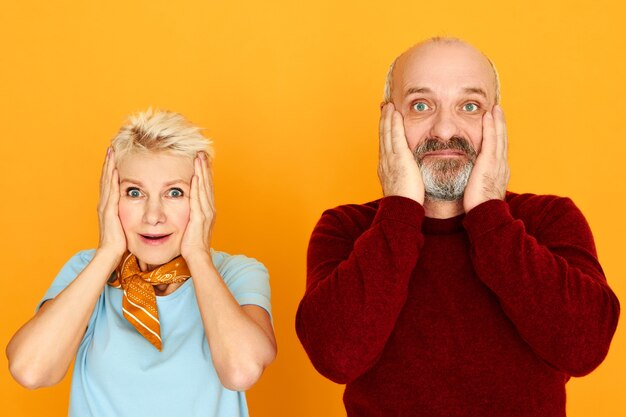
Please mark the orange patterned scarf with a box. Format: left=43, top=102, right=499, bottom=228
left=108, top=253, right=191, bottom=351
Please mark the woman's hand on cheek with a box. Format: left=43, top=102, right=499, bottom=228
left=97, top=148, right=127, bottom=263
left=181, top=152, right=215, bottom=260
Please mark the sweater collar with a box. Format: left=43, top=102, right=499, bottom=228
left=422, top=213, right=465, bottom=235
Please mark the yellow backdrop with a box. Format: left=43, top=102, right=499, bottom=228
left=1, top=0, right=624, bottom=415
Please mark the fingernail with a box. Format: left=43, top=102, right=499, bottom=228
left=107, top=147, right=111, bottom=156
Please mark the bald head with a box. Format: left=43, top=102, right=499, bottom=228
left=383, top=38, right=500, bottom=104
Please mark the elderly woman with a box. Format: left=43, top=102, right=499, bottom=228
left=6, top=109, right=276, bottom=417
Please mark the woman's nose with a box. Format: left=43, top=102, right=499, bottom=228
left=142, top=199, right=166, bottom=225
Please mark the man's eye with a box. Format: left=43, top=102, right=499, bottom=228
left=412, top=102, right=430, bottom=112
left=463, top=103, right=479, bottom=112
left=167, top=188, right=184, bottom=198
left=126, top=188, right=142, bottom=198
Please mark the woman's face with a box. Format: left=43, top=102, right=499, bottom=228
left=117, top=151, right=194, bottom=270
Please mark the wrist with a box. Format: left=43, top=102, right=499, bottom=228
left=182, top=249, right=214, bottom=268
left=93, top=249, right=124, bottom=274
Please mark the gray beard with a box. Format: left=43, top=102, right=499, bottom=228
left=413, top=136, right=477, bottom=202
left=419, top=158, right=473, bottom=201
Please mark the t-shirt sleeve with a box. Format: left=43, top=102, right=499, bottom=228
left=212, top=250, right=272, bottom=320
left=37, top=249, right=97, bottom=310
left=37, top=249, right=102, bottom=339
left=36, top=249, right=102, bottom=340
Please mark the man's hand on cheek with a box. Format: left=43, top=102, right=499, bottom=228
left=377, top=103, right=425, bottom=205
left=463, top=105, right=510, bottom=213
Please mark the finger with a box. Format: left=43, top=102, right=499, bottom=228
left=200, top=153, right=215, bottom=213
left=101, top=151, right=117, bottom=214
left=195, top=156, right=211, bottom=215
left=494, top=105, right=508, bottom=158
left=481, top=110, right=497, bottom=158
left=109, top=168, right=120, bottom=208
left=379, top=104, right=387, bottom=158
left=189, top=172, right=202, bottom=217
left=199, top=153, right=212, bottom=203
left=382, top=103, right=394, bottom=155
left=390, top=110, right=408, bottom=154
left=99, top=148, right=112, bottom=206
left=103, top=168, right=119, bottom=219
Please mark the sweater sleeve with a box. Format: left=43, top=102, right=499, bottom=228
left=463, top=197, right=620, bottom=377
left=296, top=196, right=425, bottom=384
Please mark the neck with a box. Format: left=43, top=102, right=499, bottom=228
left=154, top=282, right=183, bottom=296
left=423, top=198, right=464, bottom=219
left=139, top=260, right=159, bottom=272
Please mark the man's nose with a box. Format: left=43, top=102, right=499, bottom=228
left=429, top=108, right=461, bottom=141
left=143, top=198, right=166, bottom=225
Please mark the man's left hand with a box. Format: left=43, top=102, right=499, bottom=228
left=463, top=105, right=510, bottom=213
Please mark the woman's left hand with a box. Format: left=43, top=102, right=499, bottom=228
left=181, top=152, right=215, bottom=260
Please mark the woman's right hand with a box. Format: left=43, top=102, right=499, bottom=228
left=97, top=148, right=126, bottom=262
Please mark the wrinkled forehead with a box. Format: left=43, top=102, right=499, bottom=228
left=117, top=150, right=195, bottom=181
left=394, top=42, right=497, bottom=102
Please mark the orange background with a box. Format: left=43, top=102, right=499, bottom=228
left=1, top=1, right=624, bottom=416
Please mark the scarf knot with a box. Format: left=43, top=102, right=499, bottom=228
left=108, top=253, right=191, bottom=351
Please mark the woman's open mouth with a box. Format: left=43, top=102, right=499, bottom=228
left=138, top=233, right=173, bottom=246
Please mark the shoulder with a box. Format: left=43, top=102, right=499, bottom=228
left=321, top=199, right=381, bottom=219
left=322, top=199, right=382, bottom=220
left=76, top=249, right=97, bottom=264
left=505, top=191, right=593, bottom=245
left=57, top=249, right=97, bottom=277
left=39, top=249, right=99, bottom=308
left=315, top=198, right=382, bottom=234
left=505, top=191, right=581, bottom=223
left=210, top=249, right=272, bottom=313
left=210, top=249, right=269, bottom=284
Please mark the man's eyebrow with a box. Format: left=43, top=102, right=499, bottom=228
left=463, top=87, right=487, bottom=98
left=404, top=87, right=488, bottom=99
left=405, top=87, right=433, bottom=97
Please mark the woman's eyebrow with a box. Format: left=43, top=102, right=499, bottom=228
left=119, top=178, right=143, bottom=186
left=119, top=179, right=189, bottom=186
left=164, top=179, right=189, bottom=186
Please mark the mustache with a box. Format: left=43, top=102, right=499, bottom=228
left=413, top=136, right=477, bottom=163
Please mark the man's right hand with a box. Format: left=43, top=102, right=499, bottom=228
left=378, top=103, right=425, bottom=204
left=97, top=148, right=126, bottom=262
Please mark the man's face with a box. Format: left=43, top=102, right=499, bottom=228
left=391, top=41, right=497, bottom=200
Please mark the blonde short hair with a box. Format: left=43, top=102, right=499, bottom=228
left=111, top=109, right=214, bottom=163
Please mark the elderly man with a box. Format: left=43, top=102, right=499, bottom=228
left=296, top=37, right=620, bottom=416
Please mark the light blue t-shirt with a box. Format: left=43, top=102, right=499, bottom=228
left=39, top=249, right=272, bottom=417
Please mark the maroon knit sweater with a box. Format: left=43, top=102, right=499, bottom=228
left=296, top=193, right=619, bottom=417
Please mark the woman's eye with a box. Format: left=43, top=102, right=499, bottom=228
left=126, top=188, right=142, bottom=198
left=167, top=188, right=184, bottom=198
left=412, top=102, right=430, bottom=112
left=463, top=103, right=479, bottom=112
